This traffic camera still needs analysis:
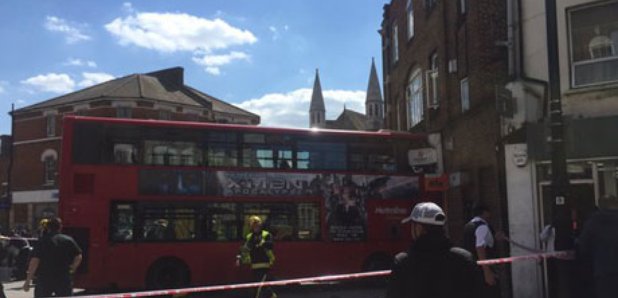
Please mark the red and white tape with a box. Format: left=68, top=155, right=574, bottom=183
left=80, top=250, right=574, bottom=298
left=0, top=235, right=38, bottom=241
left=476, top=250, right=574, bottom=266
left=81, top=270, right=391, bottom=298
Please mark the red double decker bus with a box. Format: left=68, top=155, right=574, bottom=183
left=59, top=116, right=444, bottom=290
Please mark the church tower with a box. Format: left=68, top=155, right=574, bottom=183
left=365, top=58, right=384, bottom=130
left=309, top=69, right=326, bottom=128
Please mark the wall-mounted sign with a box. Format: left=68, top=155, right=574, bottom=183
left=512, top=149, right=528, bottom=167
left=409, top=148, right=438, bottom=166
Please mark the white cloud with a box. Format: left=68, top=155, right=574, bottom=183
left=0, top=81, right=7, bottom=94
left=64, top=58, right=97, bottom=68
left=105, top=12, right=257, bottom=53
left=44, top=16, right=91, bottom=44
left=269, top=26, right=279, bottom=40
left=122, top=2, right=135, bottom=14
left=16, top=99, right=27, bottom=106
left=21, top=73, right=75, bottom=94
left=78, top=72, right=115, bottom=88
left=236, top=88, right=366, bottom=128
left=192, top=51, right=250, bottom=75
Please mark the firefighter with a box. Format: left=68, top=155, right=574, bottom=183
left=236, top=215, right=276, bottom=298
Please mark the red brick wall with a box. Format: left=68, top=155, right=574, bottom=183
left=381, top=0, right=508, bottom=241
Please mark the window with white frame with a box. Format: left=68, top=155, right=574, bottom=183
left=41, top=150, right=58, bottom=185
left=427, top=53, right=439, bottom=107
left=392, top=24, right=399, bottom=63
left=570, top=2, right=618, bottom=87
left=46, top=114, right=56, bottom=137
left=407, top=0, right=414, bottom=39
left=407, top=69, right=424, bottom=128
left=116, top=106, right=132, bottom=118
left=460, top=77, right=470, bottom=112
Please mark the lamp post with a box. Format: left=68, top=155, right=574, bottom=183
left=544, top=0, right=573, bottom=297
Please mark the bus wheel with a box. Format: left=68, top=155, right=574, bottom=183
left=146, top=257, right=191, bottom=289
left=362, top=253, right=393, bottom=271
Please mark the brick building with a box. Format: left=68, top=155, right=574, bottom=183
left=380, top=0, right=509, bottom=244
left=3, top=67, right=259, bottom=232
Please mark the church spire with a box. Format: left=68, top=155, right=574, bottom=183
left=365, top=58, right=383, bottom=130
left=309, top=69, right=326, bottom=128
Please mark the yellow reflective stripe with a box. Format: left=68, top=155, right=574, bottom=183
left=251, top=262, right=271, bottom=269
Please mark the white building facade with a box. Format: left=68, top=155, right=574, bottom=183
left=502, top=0, right=618, bottom=297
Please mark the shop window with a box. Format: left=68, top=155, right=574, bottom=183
left=570, top=2, right=618, bottom=87
left=597, top=161, right=618, bottom=201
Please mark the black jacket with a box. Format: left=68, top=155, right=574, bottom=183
left=578, top=209, right=618, bottom=278
left=386, top=233, right=482, bottom=298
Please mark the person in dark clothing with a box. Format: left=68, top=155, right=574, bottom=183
left=236, top=216, right=277, bottom=298
left=577, top=198, right=618, bottom=298
left=386, top=202, right=481, bottom=298
left=23, top=217, right=82, bottom=297
left=463, top=202, right=501, bottom=298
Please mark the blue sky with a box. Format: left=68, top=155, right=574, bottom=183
left=0, top=0, right=385, bottom=134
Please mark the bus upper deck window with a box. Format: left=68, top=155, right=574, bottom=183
left=114, top=144, right=138, bottom=165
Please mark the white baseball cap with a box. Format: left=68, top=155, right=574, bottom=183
left=401, top=202, right=446, bottom=226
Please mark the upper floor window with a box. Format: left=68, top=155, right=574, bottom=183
left=41, top=149, right=58, bottom=185
left=392, top=24, right=399, bottom=63
left=425, top=0, right=437, bottom=12
left=427, top=53, right=439, bottom=107
left=46, top=114, right=56, bottom=137
left=460, top=77, right=470, bottom=112
left=159, top=110, right=171, bottom=120
left=570, top=2, right=618, bottom=87
left=459, top=0, right=467, bottom=15
left=407, top=69, right=424, bottom=128
left=407, top=0, right=415, bottom=39
left=117, top=106, right=132, bottom=118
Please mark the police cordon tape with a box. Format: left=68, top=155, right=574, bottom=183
left=0, top=235, right=38, bottom=241
left=80, top=271, right=392, bottom=298
left=476, top=250, right=574, bottom=266
left=80, top=250, right=574, bottom=298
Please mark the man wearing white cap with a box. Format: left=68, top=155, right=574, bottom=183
left=386, top=202, right=481, bottom=298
